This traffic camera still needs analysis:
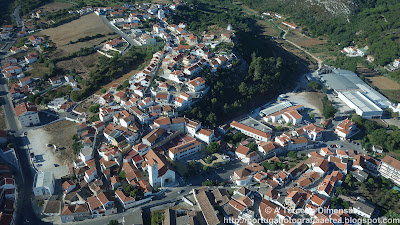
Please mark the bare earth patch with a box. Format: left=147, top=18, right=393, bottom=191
left=366, top=76, right=400, bottom=90
left=286, top=92, right=324, bottom=116
left=42, top=120, right=77, bottom=164
left=37, top=2, right=72, bottom=12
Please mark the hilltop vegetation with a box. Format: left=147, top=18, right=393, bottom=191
left=240, top=0, right=400, bottom=66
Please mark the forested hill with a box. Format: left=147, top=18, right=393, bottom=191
left=171, top=0, right=302, bottom=126
left=240, top=0, right=400, bottom=66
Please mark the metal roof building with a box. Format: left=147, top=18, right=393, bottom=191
left=320, top=69, right=390, bottom=118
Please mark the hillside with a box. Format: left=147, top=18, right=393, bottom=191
left=240, top=0, right=400, bottom=66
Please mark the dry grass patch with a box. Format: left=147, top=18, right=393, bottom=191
left=38, top=2, right=73, bottom=12
left=43, top=120, right=77, bottom=164
left=29, top=63, right=51, bottom=78
left=366, top=76, right=400, bottom=90
left=56, top=52, right=101, bottom=77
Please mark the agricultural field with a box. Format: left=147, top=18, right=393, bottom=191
left=356, top=66, right=400, bottom=102
left=38, top=13, right=115, bottom=56
left=285, top=29, right=338, bottom=61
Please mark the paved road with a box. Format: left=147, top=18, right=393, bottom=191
left=98, top=14, right=140, bottom=50
left=0, top=5, right=50, bottom=225
left=0, top=77, right=46, bottom=225
left=70, top=186, right=196, bottom=225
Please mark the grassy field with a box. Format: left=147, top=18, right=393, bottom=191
left=28, top=63, right=51, bottom=78
left=56, top=52, right=101, bottom=79
left=43, top=120, right=77, bottom=164
left=380, top=90, right=400, bottom=102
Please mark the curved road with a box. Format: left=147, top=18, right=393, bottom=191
left=98, top=14, right=140, bottom=54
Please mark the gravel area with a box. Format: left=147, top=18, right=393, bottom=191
left=27, top=124, right=71, bottom=179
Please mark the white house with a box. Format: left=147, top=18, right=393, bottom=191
left=33, top=171, right=55, bottom=197
left=14, top=102, right=40, bottom=127
left=195, top=128, right=214, bottom=144
left=335, top=119, right=356, bottom=140
left=186, top=77, right=206, bottom=92
left=115, top=189, right=136, bottom=209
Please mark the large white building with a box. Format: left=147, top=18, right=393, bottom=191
left=230, top=121, right=272, bottom=142
left=321, top=69, right=390, bottom=119
left=33, top=171, right=55, bottom=197
left=379, top=155, right=400, bottom=186
left=168, top=140, right=202, bottom=160
left=14, top=102, right=40, bottom=127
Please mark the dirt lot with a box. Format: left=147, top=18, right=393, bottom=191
left=42, top=120, right=77, bottom=164
left=366, top=76, right=400, bottom=90
left=0, top=107, right=7, bottom=130
left=286, top=91, right=324, bottom=116
left=56, top=52, right=101, bottom=78
left=37, top=2, right=72, bottom=12
left=381, top=90, right=400, bottom=102
left=39, top=13, right=115, bottom=55
left=75, top=95, right=99, bottom=114
left=27, top=120, right=77, bottom=179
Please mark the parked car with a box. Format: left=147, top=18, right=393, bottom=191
left=54, top=164, right=59, bottom=167
left=178, top=190, right=184, bottom=194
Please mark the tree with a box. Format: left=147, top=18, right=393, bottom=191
left=151, top=211, right=164, bottom=225
left=287, top=151, right=297, bottom=159
left=322, top=96, right=337, bottom=118
left=123, top=184, right=134, bottom=193
left=202, top=180, right=215, bottom=186
left=6, top=143, right=13, bottom=149
left=248, top=142, right=258, bottom=152
left=119, top=170, right=126, bottom=179
left=130, top=188, right=144, bottom=199
left=206, top=142, right=220, bottom=154
left=89, top=104, right=100, bottom=113
left=100, top=88, right=107, bottom=94
left=308, top=81, right=321, bottom=90
left=72, top=141, right=83, bottom=155
left=203, top=165, right=209, bottom=171
left=238, top=82, right=248, bottom=96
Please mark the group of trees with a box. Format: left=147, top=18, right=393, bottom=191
left=322, top=95, right=336, bottom=118
left=123, top=184, right=144, bottom=200
left=341, top=173, right=400, bottom=218
left=69, top=34, right=105, bottom=44
left=352, top=115, right=400, bottom=152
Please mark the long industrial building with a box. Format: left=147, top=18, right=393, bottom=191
left=320, top=69, right=390, bottom=118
